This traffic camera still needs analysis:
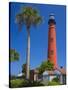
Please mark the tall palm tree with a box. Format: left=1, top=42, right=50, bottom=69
left=15, top=6, right=42, bottom=79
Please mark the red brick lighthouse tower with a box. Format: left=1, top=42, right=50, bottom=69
left=48, top=14, right=57, bottom=68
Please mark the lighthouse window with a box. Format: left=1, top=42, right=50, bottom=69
left=50, top=50, right=54, bottom=55
left=50, top=38, right=53, bottom=42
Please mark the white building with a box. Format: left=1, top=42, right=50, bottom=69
left=42, top=68, right=66, bottom=84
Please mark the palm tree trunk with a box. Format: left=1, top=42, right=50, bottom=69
left=26, top=28, right=30, bottom=80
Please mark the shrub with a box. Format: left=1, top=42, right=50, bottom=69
left=10, top=79, right=25, bottom=88
left=52, top=77, right=59, bottom=82
left=10, top=79, right=44, bottom=88
left=48, top=81, right=60, bottom=86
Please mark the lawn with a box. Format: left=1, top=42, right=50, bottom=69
left=10, top=78, right=44, bottom=88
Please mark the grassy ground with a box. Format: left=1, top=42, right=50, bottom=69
left=48, top=81, right=60, bottom=86
left=10, top=78, right=44, bottom=88
left=10, top=79, right=25, bottom=88
left=10, top=79, right=61, bottom=88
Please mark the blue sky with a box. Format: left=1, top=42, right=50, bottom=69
left=10, top=2, right=66, bottom=76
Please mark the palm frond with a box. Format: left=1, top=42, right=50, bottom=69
left=10, top=49, right=19, bottom=62
left=15, top=6, right=43, bottom=30
left=33, top=16, right=42, bottom=26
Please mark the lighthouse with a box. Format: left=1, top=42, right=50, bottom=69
left=48, top=14, right=57, bottom=68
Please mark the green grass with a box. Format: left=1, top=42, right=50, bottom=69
left=10, top=78, right=61, bottom=88
left=48, top=81, right=60, bottom=86
left=10, top=79, right=44, bottom=88
left=10, top=79, right=25, bottom=88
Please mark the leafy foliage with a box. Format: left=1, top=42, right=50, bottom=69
left=10, top=79, right=24, bottom=88
left=10, top=79, right=44, bottom=88
left=10, top=49, right=19, bottom=62
left=22, top=63, right=26, bottom=78
left=22, top=63, right=26, bottom=73
left=52, top=77, right=59, bottom=82
left=15, top=6, right=42, bottom=30
left=38, top=60, right=54, bottom=74
left=48, top=81, right=60, bottom=86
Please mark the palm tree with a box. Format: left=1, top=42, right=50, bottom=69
left=10, top=49, right=19, bottom=62
left=15, top=6, right=42, bottom=79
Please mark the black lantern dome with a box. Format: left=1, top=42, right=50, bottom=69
left=48, top=13, right=56, bottom=25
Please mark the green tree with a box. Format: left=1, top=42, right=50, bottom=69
left=52, top=77, right=59, bottom=82
left=38, top=60, right=54, bottom=74
left=10, top=49, right=19, bottom=62
left=22, top=63, right=26, bottom=78
left=48, top=81, right=60, bottom=86
left=16, top=6, right=42, bottom=79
